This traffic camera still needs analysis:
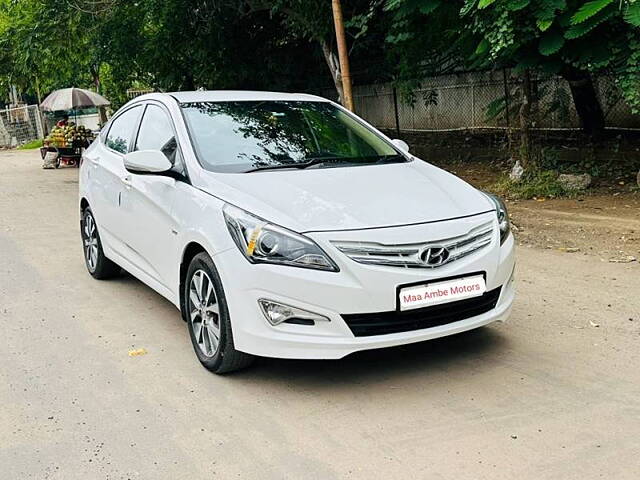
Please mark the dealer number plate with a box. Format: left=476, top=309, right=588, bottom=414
left=399, top=275, right=486, bottom=311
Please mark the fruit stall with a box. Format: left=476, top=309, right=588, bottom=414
left=38, top=87, right=110, bottom=169
left=40, top=123, right=95, bottom=168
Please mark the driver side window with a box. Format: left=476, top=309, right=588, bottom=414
left=135, top=104, right=186, bottom=176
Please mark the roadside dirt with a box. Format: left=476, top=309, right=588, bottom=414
left=445, top=160, right=640, bottom=264
left=2, top=149, right=640, bottom=479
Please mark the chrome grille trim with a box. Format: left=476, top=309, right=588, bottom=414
left=332, top=221, right=494, bottom=269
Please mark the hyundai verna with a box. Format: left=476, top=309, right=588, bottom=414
left=79, top=91, right=515, bottom=373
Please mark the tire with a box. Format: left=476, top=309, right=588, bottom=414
left=184, top=252, right=254, bottom=374
left=81, top=207, right=121, bottom=279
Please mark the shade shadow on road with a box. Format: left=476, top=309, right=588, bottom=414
left=236, top=326, right=510, bottom=387
left=110, top=270, right=511, bottom=387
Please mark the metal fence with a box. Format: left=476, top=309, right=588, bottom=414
left=0, top=105, right=44, bottom=148
left=324, top=70, right=640, bottom=132
left=126, top=88, right=154, bottom=99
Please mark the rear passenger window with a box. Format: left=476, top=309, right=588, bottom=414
left=105, top=106, right=141, bottom=154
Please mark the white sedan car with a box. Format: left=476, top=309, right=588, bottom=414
left=80, top=91, right=515, bottom=373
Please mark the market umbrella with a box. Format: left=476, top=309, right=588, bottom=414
left=40, top=87, right=110, bottom=112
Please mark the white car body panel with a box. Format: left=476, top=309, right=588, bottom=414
left=83, top=141, right=129, bottom=251
left=119, top=173, right=178, bottom=288
left=79, top=91, right=515, bottom=360
left=196, top=160, right=494, bottom=233
left=214, top=214, right=514, bottom=358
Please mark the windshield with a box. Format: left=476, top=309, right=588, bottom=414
left=180, top=101, right=402, bottom=173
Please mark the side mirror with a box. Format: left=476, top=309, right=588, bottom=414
left=391, top=138, right=410, bottom=153
left=123, top=150, right=172, bottom=174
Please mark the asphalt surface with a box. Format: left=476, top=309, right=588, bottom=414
left=1, top=149, right=639, bottom=479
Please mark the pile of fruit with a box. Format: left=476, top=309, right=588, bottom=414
left=45, top=123, right=95, bottom=148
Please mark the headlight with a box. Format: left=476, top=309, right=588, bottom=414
left=223, top=204, right=339, bottom=272
left=483, top=192, right=510, bottom=244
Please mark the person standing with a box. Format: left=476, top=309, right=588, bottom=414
left=56, top=114, right=69, bottom=127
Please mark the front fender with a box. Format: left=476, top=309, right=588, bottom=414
left=171, top=183, right=236, bottom=294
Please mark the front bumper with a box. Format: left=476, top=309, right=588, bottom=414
left=214, top=212, right=516, bottom=359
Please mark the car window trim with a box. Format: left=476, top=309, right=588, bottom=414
left=131, top=104, right=147, bottom=152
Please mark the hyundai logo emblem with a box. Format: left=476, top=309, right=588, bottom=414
left=419, top=246, right=450, bottom=266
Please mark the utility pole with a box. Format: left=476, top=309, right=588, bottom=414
left=331, top=0, right=354, bottom=111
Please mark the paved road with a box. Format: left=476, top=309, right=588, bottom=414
left=1, top=149, right=639, bottom=479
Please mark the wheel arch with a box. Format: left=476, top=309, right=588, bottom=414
left=179, top=242, right=209, bottom=321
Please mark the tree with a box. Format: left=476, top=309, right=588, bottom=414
left=237, top=0, right=389, bottom=103
left=385, top=0, right=640, bottom=138
left=1, top=0, right=391, bottom=109
left=0, top=0, right=106, bottom=101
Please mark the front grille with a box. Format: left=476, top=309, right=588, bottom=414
left=342, top=287, right=501, bottom=337
left=332, top=221, right=494, bottom=269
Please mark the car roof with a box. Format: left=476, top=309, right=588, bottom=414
left=136, top=90, right=331, bottom=104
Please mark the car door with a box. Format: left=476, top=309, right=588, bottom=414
left=118, top=102, right=185, bottom=289
left=88, top=105, right=142, bottom=256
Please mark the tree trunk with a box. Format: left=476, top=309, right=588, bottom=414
left=183, top=72, right=195, bottom=91
left=561, top=67, right=605, bottom=138
left=519, top=69, right=532, bottom=169
left=34, top=76, right=42, bottom=104
left=98, top=106, right=108, bottom=128
left=320, top=39, right=344, bottom=103
left=90, top=64, right=101, bottom=94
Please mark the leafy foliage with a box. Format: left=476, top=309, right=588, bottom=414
left=0, top=0, right=390, bottom=108
left=2, top=0, right=640, bottom=137
left=0, top=0, right=100, bottom=99
left=493, top=169, right=570, bottom=199
left=384, top=0, right=640, bottom=134
left=571, top=0, right=615, bottom=24
left=623, top=0, right=640, bottom=25
left=539, top=31, right=564, bottom=55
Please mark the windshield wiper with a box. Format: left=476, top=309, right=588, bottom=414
left=246, top=155, right=406, bottom=173
left=245, top=157, right=350, bottom=172
left=374, top=154, right=407, bottom=165
left=298, top=154, right=407, bottom=169
left=245, top=163, right=306, bottom=173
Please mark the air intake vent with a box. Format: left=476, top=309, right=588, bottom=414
left=342, top=287, right=501, bottom=337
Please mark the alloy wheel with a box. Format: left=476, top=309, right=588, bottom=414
left=83, top=213, right=99, bottom=272
left=188, top=270, right=221, bottom=357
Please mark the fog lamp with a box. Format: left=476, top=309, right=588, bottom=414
left=258, top=299, right=330, bottom=326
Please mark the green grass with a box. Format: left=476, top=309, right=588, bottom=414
left=17, top=138, right=43, bottom=150
left=492, top=169, right=571, bottom=199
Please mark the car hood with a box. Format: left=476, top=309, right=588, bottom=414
left=196, top=160, right=494, bottom=232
